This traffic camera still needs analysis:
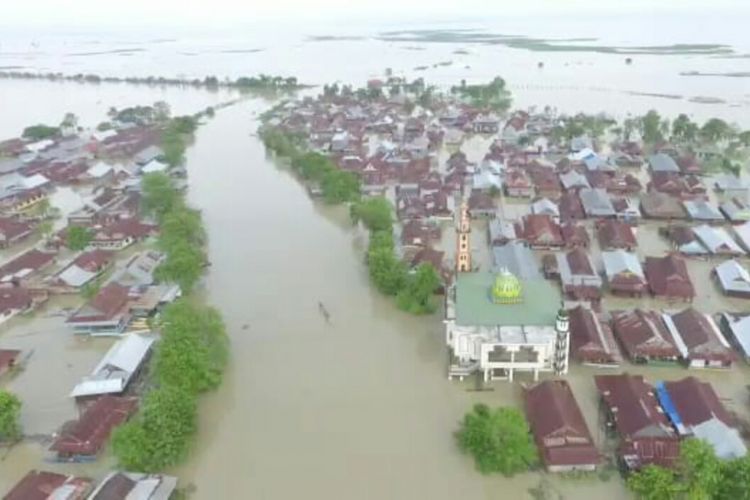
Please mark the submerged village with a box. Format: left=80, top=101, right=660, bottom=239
left=0, top=101, right=229, bottom=498
left=261, top=76, right=750, bottom=498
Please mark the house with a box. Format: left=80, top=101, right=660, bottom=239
left=488, top=219, right=517, bottom=246
left=491, top=242, right=542, bottom=280
left=0, top=349, right=20, bottom=378
left=558, top=191, right=585, bottom=222
left=692, top=224, right=744, bottom=256
left=525, top=380, right=599, bottom=472
left=467, top=191, right=496, bottom=218
left=54, top=250, right=114, bottom=290
left=0, top=217, right=33, bottom=248
left=720, top=198, right=750, bottom=223
left=601, top=250, right=647, bottom=297
left=531, top=198, right=559, bottom=219
left=133, top=145, right=165, bottom=166
left=714, top=260, right=750, bottom=299
left=640, top=192, right=687, bottom=220
left=89, top=219, right=157, bottom=250
left=503, top=169, right=533, bottom=198
left=583, top=155, right=617, bottom=173
left=472, top=169, right=502, bottom=192
left=579, top=188, right=615, bottom=218
left=529, top=167, right=561, bottom=199
left=0, top=249, right=56, bottom=286
left=713, top=174, right=750, bottom=196
left=683, top=200, right=725, bottom=223
left=720, top=312, right=750, bottom=361
left=86, top=472, right=178, bottom=500
left=594, top=374, right=679, bottom=470
left=516, top=214, right=564, bottom=249
left=597, top=220, right=637, bottom=251
left=400, top=220, right=440, bottom=249
left=648, top=153, right=680, bottom=174
left=662, top=226, right=708, bottom=256
left=661, top=308, right=735, bottom=368
left=110, top=251, right=164, bottom=287
left=677, top=155, right=702, bottom=175
left=50, top=396, right=138, bottom=460
left=3, top=470, right=91, bottom=500
left=734, top=221, right=750, bottom=253
left=644, top=254, right=695, bottom=301
left=0, top=287, right=34, bottom=325
left=139, top=158, right=169, bottom=174
left=612, top=197, right=642, bottom=223
left=556, top=248, right=602, bottom=302
left=656, top=377, right=747, bottom=459
left=561, top=222, right=589, bottom=249
left=611, top=309, right=680, bottom=363
left=650, top=172, right=704, bottom=198
left=473, top=113, right=500, bottom=134
left=70, top=333, right=156, bottom=400
left=66, top=283, right=132, bottom=335
left=568, top=305, right=621, bottom=366
left=559, top=170, right=590, bottom=191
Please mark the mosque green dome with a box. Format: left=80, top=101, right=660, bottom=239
left=491, top=269, right=523, bottom=304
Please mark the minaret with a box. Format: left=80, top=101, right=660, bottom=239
left=456, top=199, right=472, bottom=273
left=553, top=308, right=570, bottom=376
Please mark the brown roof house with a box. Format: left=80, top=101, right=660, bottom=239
left=644, top=254, right=695, bottom=302
left=0, top=217, right=34, bottom=248
left=556, top=248, right=602, bottom=303
left=558, top=191, right=586, bottom=222
left=561, top=222, right=590, bottom=249
left=597, top=220, right=637, bottom=251
left=640, top=192, right=686, bottom=220
left=525, top=380, right=599, bottom=472
left=0, top=287, right=34, bottom=326
left=50, top=396, right=138, bottom=461
left=657, top=377, right=747, bottom=459
left=661, top=308, right=735, bottom=369
left=3, top=470, right=92, bottom=500
left=594, top=374, right=680, bottom=470
left=0, top=349, right=21, bottom=378
left=0, top=249, right=56, bottom=287
left=516, top=214, right=564, bottom=249
left=568, top=305, right=621, bottom=366
left=66, top=283, right=132, bottom=335
left=503, top=168, right=533, bottom=198
left=611, top=309, right=680, bottom=364
left=601, top=250, right=648, bottom=297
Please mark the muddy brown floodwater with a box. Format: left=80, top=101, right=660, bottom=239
left=171, top=101, right=633, bottom=500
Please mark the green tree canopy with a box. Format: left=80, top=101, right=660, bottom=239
left=456, top=403, right=538, bottom=475
left=112, top=386, right=197, bottom=472
left=154, top=241, right=205, bottom=293
left=350, top=197, right=393, bottom=232
left=627, top=465, right=680, bottom=500
left=397, top=264, right=441, bottom=314
left=700, top=118, right=733, bottom=143
left=671, top=114, right=698, bottom=143
left=367, top=247, right=406, bottom=296
left=153, top=300, right=229, bottom=394
left=22, top=124, right=59, bottom=141
left=159, top=208, right=205, bottom=250
left=141, top=172, right=180, bottom=220
left=0, top=390, right=21, bottom=442
left=321, top=170, right=360, bottom=204
left=641, top=110, right=663, bottom=144
left=66, top=225, right=92, bottom=251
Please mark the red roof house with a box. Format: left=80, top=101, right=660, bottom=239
left=4, top=470, right=91, bottom=500
left=525, top=380, right=599, bottom=472
left=517, top=214, right=564, bottom=249
left=597, top=220, right=637, bottom=251
left=50, top=396, right=138, bottom=459
left=594, top=374, right=680, bottom=470
left=611, top=309, right=680, bottom=364
left=568, top=305, right=621, bottom=366
left=644, top=254, right=695, bottom=301
left=661, top=308, right=735, bottom=368
left=0, top=217, right=34, bottom=248
left=0, top=349, right=21, bottom=377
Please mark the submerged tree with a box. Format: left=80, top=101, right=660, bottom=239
left=0, top=390, right=21, bottom=442
left=66, top=225, right=92, bottom=251
left=350, top=197, right=393, bottom=232
left=627, top=465, right=680, bottom=500
left=456, top=404, right=538, bottom=475
left=396, top=263, right=441, bottom=314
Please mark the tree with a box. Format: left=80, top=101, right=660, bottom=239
left=66, top=225, right=92, bottom=251
left=641, top=110, right=662, bottom=144
left=672, top=114, right=698, bottom=143
left=456, top=404, right=538, bottom=475
left=396, top=264, right=440, bottom=314
left=142, top=173, right=180, bottom=220
left=627, top=465, right=680, bottom=500
left=738, top=130, right=750, bottom=147
left=60, top=112, right=78, bottom=135
left=22, top=124, right=59, bottom=141
left=350, top=197, right=393, bottom=232
left=159, top=208, right=205, bottom=250
left=153, top=300, right=229, bottom=394
left=37, top=220, right=53, bottom=240
left=717, top=455, right=750, bottom=500
left=680, top=438, right=723, bottom=500
left=112, top=386, right=197, bottom=472
left=367, top=247, right=406, bottom=296
left=700, top=118, right=733, bottom=143
left=321, top=170, right=360, bottom=204
left=153, top=101, right=171, bottom=122
left=154, top=241, right=204, bottom=293
left=0, top=390, right=21, bottom=442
